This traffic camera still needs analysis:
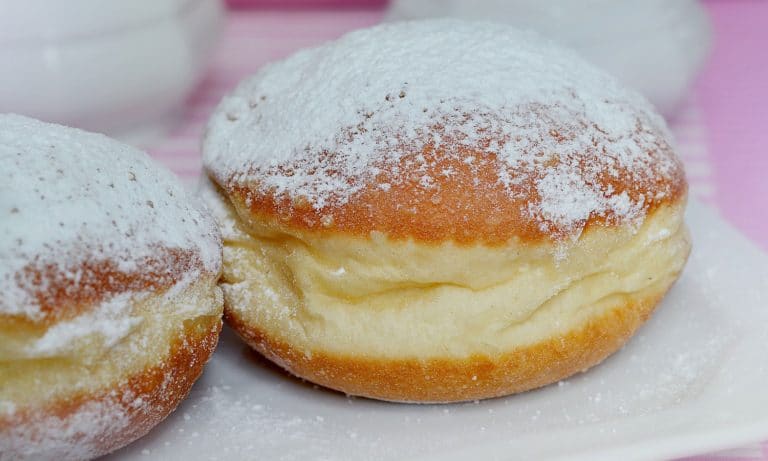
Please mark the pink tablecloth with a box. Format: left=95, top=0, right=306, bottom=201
left=696, top=0, right=768, bottom=251
left=147, top=3, right=768, bottom=459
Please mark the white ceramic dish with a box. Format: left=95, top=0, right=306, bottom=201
left=386, top=0, right=711, bottom=118
left=109, top=200, right=768, bottom=461
left=0, top=0, right=223, bottom=143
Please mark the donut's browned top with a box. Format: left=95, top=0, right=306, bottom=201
left=219, top=109, right=685, bottom=245
left=204, top=21, right=686, bottom=245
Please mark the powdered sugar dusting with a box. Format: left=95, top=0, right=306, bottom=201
left=0, top=391, right=136, bottom=461
left=24, top=293, right=143, bottom=358
left=533, top=166, right=644, bottom=238
left=204, top=19, right=681, bottom=239
left=0, top=114, right=221, bottom=321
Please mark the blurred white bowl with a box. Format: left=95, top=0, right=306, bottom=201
left=0, top=0, right=223, bottom=143
left=386, top=0, right=711, bottom=117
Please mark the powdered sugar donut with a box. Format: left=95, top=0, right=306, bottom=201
left=0, top=114, right=223, bottom=459
left=203, top=20, right=690, bottom=403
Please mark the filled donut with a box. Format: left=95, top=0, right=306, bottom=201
left=202, top=20, right=690, bottom=403
left=0, top=114, right=223, bottom=459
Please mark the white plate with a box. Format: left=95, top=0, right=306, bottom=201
left=109, top=201, right=768, bottom=461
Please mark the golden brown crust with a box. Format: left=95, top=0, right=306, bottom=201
left=223, top=139, right=686, bottom=246
left=7, top=248, right=208, bottom=325
left=225, top=293, right=661, bottom=403
left=0, top=314, right=221, bottom=458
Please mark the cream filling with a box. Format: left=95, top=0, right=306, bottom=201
left=213, top=187, right=689, bottom=360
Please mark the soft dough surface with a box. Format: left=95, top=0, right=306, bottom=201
left=0, top=279, right=222, bottom=409
left=205, top=181, right=689, bottom=360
